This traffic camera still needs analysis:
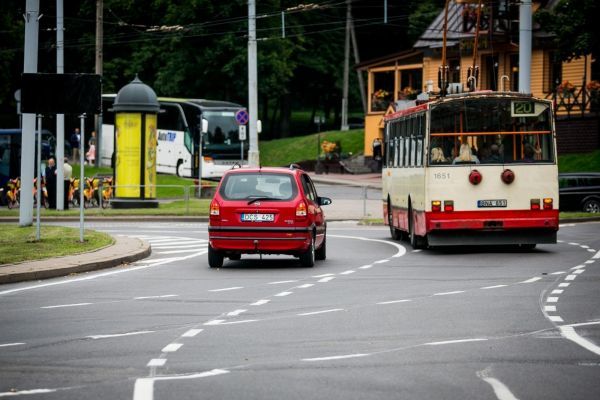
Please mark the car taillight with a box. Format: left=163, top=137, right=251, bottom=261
left=210, top=201, right=220, bottom=216
left=296, top=201, right=307, bottom=217
left=432, top=200, right=442, bottom=212
left=501, top=169, right=515, bottom=184
left=543, top=198, right=553, bottom=210
left=444, top=200, right=454, bottom=212
left=531, top=199, right=540, bottom=210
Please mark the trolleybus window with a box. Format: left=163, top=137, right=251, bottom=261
left=429, top=98, right=554, bottom=164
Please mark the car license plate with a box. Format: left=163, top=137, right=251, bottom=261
left=241, top=213, right=275, bottom=222
left=477, top=199, right=507, bottom=208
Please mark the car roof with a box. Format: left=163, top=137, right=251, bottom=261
left=223, top=166, right=304, bottom=177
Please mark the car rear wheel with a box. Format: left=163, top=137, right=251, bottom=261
left=315, top=235, right=326, bottom=261
left=299, top=237, right=315, bottom=268
left=583, top=199, right=600, bottom=213
left=208, top=245, right=224, bottom=268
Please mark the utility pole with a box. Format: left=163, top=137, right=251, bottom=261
left=519, top=0, right=532, bottom=93
left=247, top=0, right=259, bottom=167
left=340, top=0, right=351, bottom=131
left=19, top=0, right=40, bottom=226
left=350, top=19, right=366, bottom=114
left=56, top=0, right=65, bottom=210
left=95, top=0, right=103, bottom=167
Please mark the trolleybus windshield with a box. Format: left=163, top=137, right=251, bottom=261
left=429, top=98, right=554, bottom=165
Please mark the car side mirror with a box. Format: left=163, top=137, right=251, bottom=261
left=318, top=196, right=332, bottom=206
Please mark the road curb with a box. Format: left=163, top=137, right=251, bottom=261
left=0, top=236, right=151, bottom=285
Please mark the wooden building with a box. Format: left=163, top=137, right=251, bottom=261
left=357, top=0, right=597, bottom=156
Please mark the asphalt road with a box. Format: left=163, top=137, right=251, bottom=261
left=0, top=221, right=599, bottom=400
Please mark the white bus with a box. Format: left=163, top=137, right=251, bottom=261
left=383, top=91, right=559, bottom=249
left=101, top=95, right=247, bottom=179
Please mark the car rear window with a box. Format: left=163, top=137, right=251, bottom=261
left=220, top=173, right=298, bottom=200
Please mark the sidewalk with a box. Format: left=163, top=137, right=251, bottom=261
left=0, top=236, right=150, bottom=284
left=309, top=172, right=382, bottom=189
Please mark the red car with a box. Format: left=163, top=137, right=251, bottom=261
left=208, top=165, right=331, bottom=268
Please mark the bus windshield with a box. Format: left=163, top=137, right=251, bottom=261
left=429, top=98, right=554, bottom=165
left=203, top=111, right=241, bottom=148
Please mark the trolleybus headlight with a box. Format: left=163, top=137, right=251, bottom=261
left=469, top=170, right=482, bottom=185
left=444, top=200, right=454, bottom=212
left=432, top=200, right=442, bottom=212
left=543, top=198, right=553, bottom=210
left=530, top=199, right=541, bottom=210
left=501, top=169, right=515, bottom=184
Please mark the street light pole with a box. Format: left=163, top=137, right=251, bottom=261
left=247, top=0, right=260, bottom=167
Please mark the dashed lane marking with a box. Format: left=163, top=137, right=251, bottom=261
left=274, top=291, right=293, bottom=297
left=161, top=343, right=183, bottom=353
left=0, top=388, right=58, bottom=397
left=181, top=329, right=203, bottom=338
left=297, top=308, right=344, bottom=316
left=340, top=270, right=355, bottom=275
left=134, top=295, right=178, bottom=300
left=377, top=299, right=412, bottom=305
left=41, top=302, right=92, bottom=309
left=425, top=338, right=488, bottom=346
left=520, top=277, right=542, bottom=283
left=226, top=309, right=247, bottom=317
left=87, top=331, right=154, bottom=340
left=296, top=284, right=314, bottom=289
left=146, top=359, right=166, bottom=367
left=302, top=353, right=369, bottom=362
left=250, top=299, right=270, bottom=306
left=318, top=277, right=335, bottom=283
left=208, top=287, right=243, bottom=292
left=481, top=285, right=508, bottom=290
left=0, top=342, right=25, bottom=348
left=433, top=290, right=465, bottom=296
left=268, top=280, right=298, bottom=285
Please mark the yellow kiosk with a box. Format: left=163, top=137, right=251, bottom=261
left=110, top=75, right=160, bottom=208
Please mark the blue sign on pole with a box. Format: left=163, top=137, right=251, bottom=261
left=235, top=109, right=249, bottom=125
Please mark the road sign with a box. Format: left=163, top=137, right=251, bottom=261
left=238, top=125, right=247, bottom=141
left=235, top=109, right=249, bottom=125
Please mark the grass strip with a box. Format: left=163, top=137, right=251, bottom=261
left=0, top=225, right=114, bottom=265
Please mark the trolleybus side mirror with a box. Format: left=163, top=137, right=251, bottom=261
left=201, top=118, right=209, bottom=134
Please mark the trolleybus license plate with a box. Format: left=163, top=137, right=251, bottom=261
left=477, top=199, right=507, bottom=208
left=241, top=213, right=275, bottom=222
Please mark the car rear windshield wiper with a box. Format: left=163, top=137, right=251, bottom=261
left=247, top=196, right=280, bottom=205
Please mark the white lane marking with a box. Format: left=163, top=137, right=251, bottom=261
left=550, top=271, right=566, bottom=275
left=0, top=250, right=207, bottom=296
left=87, top=331, right=154, bottom=340
left=145, top=238, right=198, bottom=244
left=298, top=308, right=344, bottom=316
left=209, top=287, right=243, bottom=292
left=182, top=329, right=203, bottom=338
left=134, top=369, right=231, bottom=399
left=268, top=280, right=298, bottom=285
left=557, top=239, right=564, bottom=242
left=574, top=269, right=585, bottom=275
left=302, top=353, right=369, bottom=362
left=548, top=316, right=564, bottom=322
left=374, top=259, right=390, bottom=264
left=547, top=297, right=559, bottom=303
left=571, top=265, right=585, bottom=270
left=151, top=244, right=207, bottom=250
left=412, top=249, right=422, bottom=253
left=520, top=277, right=541, bottom=283
left=226, top=309, right=247, bottom=317
left=40, top=302, right=92, bottom=309
left=477, top=368, right=520, bottom=400
left=329, top=234, right=406, bottom=258
left=481, top=285, right=508, bottom=290
left=134, top=295, right=178, bottom=300
left=296, top=284, right=314, bottom=289
left=565, top=275, right=577, bottom=281
left=312, top=273, right=334, bottom=278
left=588, top=249, right=596, bottom=253
left=0, top=342, right=25, bottom=348
left=156, top=249, right=207, bottom=255
left=204, top=320, right=226, bottom=326
left=433, top=291, right=465, bottom=296
left=544, top=306, right=556, bottom=312
left=318, top=277, right=335, bottom=283
left=551, top=289, right=564, bottom=294
left=340, top=270, right=355, bottom=275
left=568, top=242, right=579, bottom=246
left=213, top=320, right=258, bottom=326
left=377, top=299, right=412, bottom=305
left=559, top=326, right=600, bottom=356
left=584, top=260, right=595, bottom=264
left=359, top=265, right=373, bottom=269
left=559, top=282, right=570, bottom=288
left=594, top=250, right=600, bottom=259
left=580, top=245, right=590, bottom=249
left=250, top=299, right=270, bottom=306
left=161, top=343, right=183, bottom=353
left=147, top=358, right=166, bottom=367
left=274, top=291, right=293, bottom=297
left=563, top=321, right=600, bottom=328
left=0, top=389, right=57, bottom=397
left=425, top=338, right=487, bottom=346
